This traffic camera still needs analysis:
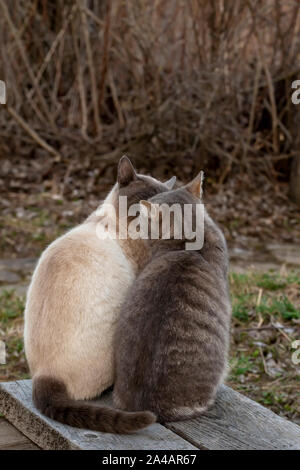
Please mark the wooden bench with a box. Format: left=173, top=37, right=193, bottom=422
left=0, top=417, right=39, bottom=450
left=0, top=380, right=300, bottom=450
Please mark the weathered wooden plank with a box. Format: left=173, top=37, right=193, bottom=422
left=0, top=417, right=39, bottom=450
left=165, top=385, right=300, bottom=450
left=0, top=380, right=197, bottom=450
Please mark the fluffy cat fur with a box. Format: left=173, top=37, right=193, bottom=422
left=25, top=156, right=176, bottom=433
left=113, top=172, right=231, bottom=423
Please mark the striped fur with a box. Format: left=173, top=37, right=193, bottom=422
left=33, top=375, right=155, bottom=434
left=114, top=175, right=231, bottom=423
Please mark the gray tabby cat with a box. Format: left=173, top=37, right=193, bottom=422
left=113, top=172, right=231, bottom=423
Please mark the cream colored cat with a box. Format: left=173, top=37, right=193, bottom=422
left=24, top=157, right=175, bottom=433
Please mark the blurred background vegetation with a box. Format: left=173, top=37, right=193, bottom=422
left=0, top=0, right=299, bottom=424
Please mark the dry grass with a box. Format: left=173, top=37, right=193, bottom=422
left=0, top=0, right=300, bottom=190
left=228, top=269, right=300, bottom=424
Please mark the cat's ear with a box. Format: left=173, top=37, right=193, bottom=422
left=185, top=170, right=204, bottom=199
left=140, top=200, right=159, bottom=220
left=117, top=155, right=137, bottom=186
left=165, top=176, right=176, bottom=190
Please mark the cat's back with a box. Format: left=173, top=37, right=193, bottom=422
left=27, top=220, right=132, bottom=304
left=121, top=248, right=225, bottom=314
left=25, top=220, right=135, bottom=383
left=114, top=248, right=231, bottom=416
left=116, top=249, right=214, bottom=365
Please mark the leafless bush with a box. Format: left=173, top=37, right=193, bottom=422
left=0, top=0, right=300, bottom=192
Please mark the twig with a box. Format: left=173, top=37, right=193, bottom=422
left=272, top=322, right=292, bottom=342
left=259, top=346, right=270, bottom=376
left=98, top=1, right=112, bottom=114
left=26, top=3, right=78, bottom=102
left=72, top=12, right=89, bottom=139
left=108, top=70, right=125, bottom=128
left=78, top=0, right=101, bottom=137
left=247, top=1, right=279, bottom=154
left=7, top=106, right=62, bottom=162
left=0, top=0, right=56, bottom=130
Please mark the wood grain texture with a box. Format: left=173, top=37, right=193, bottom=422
left=1, top=380, right=299, bottom=450
left=0, top=380, right=197, bottom=450
left=165, top=385, right=300, bottom=450
left=0, top=417, right=39, bottom=450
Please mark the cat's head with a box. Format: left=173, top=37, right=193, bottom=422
left=99, top=156, right=176, bottom=240
left=116, top=156, right=176, bottom=206
left=139, top=171, right=204, bottom=249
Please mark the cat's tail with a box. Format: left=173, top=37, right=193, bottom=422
left=32, top=375, right=156, bottom=434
